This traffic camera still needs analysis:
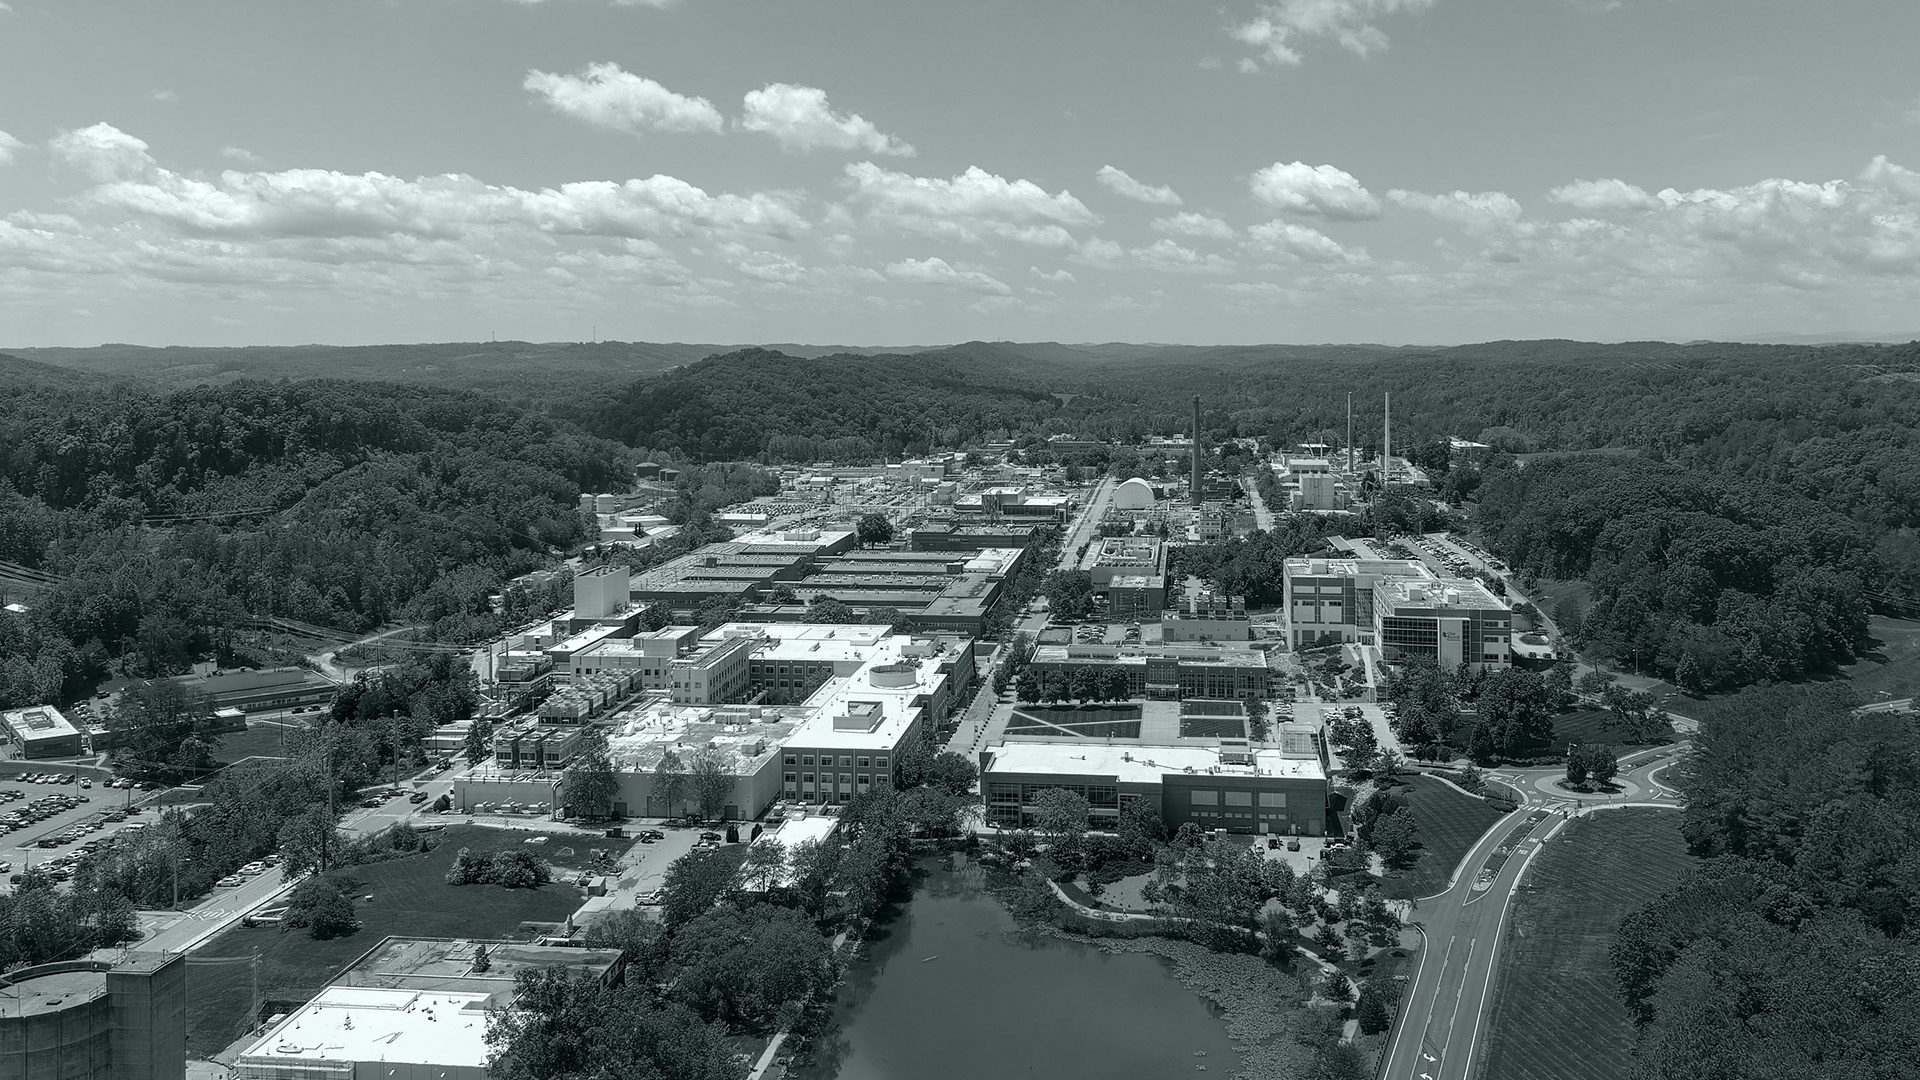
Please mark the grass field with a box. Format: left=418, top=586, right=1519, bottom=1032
left=1551, top=710, right=1661, bottom=752
left=213, top=722, right=302, bottom=764
left=1378, top=775, right=1506, bottom=900
left=1480, top=809, right=1696, bottom=1080
left=184, top=824, right=597, bottom=1056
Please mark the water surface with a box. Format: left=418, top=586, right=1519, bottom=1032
left=796, top=855, right=1239, bottom=1080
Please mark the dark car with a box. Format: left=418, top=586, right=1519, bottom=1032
left=699, top=831, right=723, bottom=842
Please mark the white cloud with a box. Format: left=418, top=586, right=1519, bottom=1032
left=1152, top=212, right=1236, bottom=240
left=220, top=145, right=264, bottom=165
left=740, top=84, right=914, bottom=156
left=1230, top=0, right=1436, bottom=68
left=1131, top=238, right=1236, bottom=274
left=50, top=122, right=156, bottom=183
left=1095, top=165, right=1183, bottom=206
left=843, top=161, right=1098, bottom=247
left=523, top=63, right=724, bottom=136
left=885, top=256, right=1012, bottom=296
left=1030, top=266, right=1076, bottom=284
left=1547, top=178, right=1661, bottom=213
left=49, top=125, right=805, bottom=246
left=1250, top=161, right=1381, bottom=220
left=1244, top=219, right=1366, bottom=263
left=0, top=130, right=22, bottom=166
left=1389, top=188, right=1529, bottom=230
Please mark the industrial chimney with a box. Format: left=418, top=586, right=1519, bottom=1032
left=1346, top=392, right=1354, bottom=474
left=1191, top=396, right=1203, bottom=508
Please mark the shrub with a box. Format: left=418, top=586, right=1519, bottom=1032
left=283, top=876, right=359, bottom=940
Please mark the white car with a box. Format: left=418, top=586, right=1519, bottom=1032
left=240, top=862, right=266, bottom=875
left=216, top=875, right=244, bottom=887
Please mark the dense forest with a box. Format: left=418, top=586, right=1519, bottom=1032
left=1476, top=456, right=1873, bottom=689
left=0, top=358, right=632, bottom=706
left=580, top=344, right=1066, bottom=461
left=1612, top=685, right=1920, bottom=1078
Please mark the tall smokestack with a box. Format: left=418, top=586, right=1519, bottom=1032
left=1346, top=393, right=1354, bottom=473
left=1382, top=392, right=1391, bottom=485
left=1191, top=395, right=1204, bottom=508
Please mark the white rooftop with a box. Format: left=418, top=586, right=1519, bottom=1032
left=1, top=705, right=80, bottom=742
left=986, top=740, right=1325, bottom=785
left=236, top=986, right=492, bottom=1071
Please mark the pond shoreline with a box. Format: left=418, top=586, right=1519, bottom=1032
left=1040, top=926, right=1320, bottom=1080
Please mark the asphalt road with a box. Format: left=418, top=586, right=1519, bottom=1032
left=1060, top=476, right=1114, bottom=571
left=1380, top=744, right=1688, bottom=1080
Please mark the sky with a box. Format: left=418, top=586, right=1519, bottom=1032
left=1, top=0, right=1917, bottom=348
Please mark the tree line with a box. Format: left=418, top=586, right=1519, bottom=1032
left=1610, top=686, right=1920, bottom=1077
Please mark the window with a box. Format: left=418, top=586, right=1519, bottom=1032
left=840, top=772, right=852, bottom=789
left=857, top=775, right=872, bottom=789
left=1225, top=791, right=1252, bottom=806
left=1258, top=792, right=1287, bottom=807
left=784, top=773, right=796, bottom=787
left=784, top=755, right=797, bottom=766
left=1189, top=790, right=1218, bottom=806
left=802, top=773, right=814, bottom=786
left=801, top=756, right=815, bottom=767
left=875, top=755, right=890, bottom=768
left=839, top=756, right=853, bottom=768
left=857, top=757, right=871, bottom=769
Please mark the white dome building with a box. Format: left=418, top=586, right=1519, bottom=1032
left=1112, top=476, right=1156, bottom=510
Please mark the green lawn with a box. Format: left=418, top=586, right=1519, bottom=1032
left=1480, top=810, right=1696, bottom=1080
left=184, top=825, right=596, bottom=1056
left=1378, top=775, right=1506, bottom=900
left=1551, top=710, right=1663, bottom=753
left=213, top=722, right=302, bottom=764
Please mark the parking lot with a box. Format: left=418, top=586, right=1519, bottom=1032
left=0, top=771, right=164, bottom=888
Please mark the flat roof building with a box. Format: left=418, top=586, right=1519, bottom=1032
left=1, top=705, right=84, bottom=759
left=167, top=667, right=338, bottom=714
left=1283, top=556, right=1435, bottom=649
left=1027, top=642, right=1270, bottom=702
left=1090, top=537, right=1166, bottom=592
left=234, top=986, right=492, bottom=1080
left=1374, top=577, right=1512, bottom=673
left=983, top=738, right=1327, bottom=836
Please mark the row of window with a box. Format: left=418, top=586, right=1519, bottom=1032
left=783, top=753, right=890, bottom=769
left=1188, top=790, right=1287, bottom=807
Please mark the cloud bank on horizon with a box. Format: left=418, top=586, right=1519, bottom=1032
left=0, top=0, right=1916, bottom=346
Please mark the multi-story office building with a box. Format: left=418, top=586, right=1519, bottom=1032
left=983, top=734, right=1327, bottom=835
left=1090, top=537, right=1165, bottom=592
left=668, top=635, right=756, bottom=705
left=1373, top=577, right=1512, bottom=672
left=1026, top=642, right=1269, bottom=701
left=1282, top=557, right=1434, bottom=649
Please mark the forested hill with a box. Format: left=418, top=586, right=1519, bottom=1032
left=581, top=344, right=1065, bottom=461
left=0, top=375, right=632, bottom=708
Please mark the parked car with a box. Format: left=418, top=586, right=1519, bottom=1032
left=216, top=875, right=244, bottom=887
left=637, top=889, right=664, bottom=905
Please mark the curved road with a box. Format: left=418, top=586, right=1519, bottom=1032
left=1380, top=744, right=1688, bottom=1080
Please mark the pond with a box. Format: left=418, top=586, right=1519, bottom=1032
left=794, top=854, right=1240, bottom=1080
